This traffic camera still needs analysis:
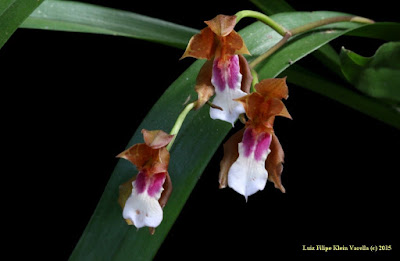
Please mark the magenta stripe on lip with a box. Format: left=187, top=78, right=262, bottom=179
left=135, top=171, right=146, bottom=194
left=212, top=55, right=240, bottom=92
left=242, top=128, right=272, bottom=161
left=147, top=172, right=166, bottom=197
left=242, top=128, right=256, bottom=157
left=135, top=171, right=166, bottom=197
left=254, top=132, right=272, bottom=161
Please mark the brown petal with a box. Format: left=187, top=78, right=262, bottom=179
left=158, top=172, right=172, bottom=208
left=265, top=98, right=292, bottom=120
left=236, top=92, right=263, bottom=121
left=194, top=60, right=215, bottom=109
left=149, top=147, right=170, bottom=174
left=117, top=143, right=153, bottom=170
left=118, top=176, right=136, bottom=209
left=277, top=103, right=292, bottom=120
left=142, top=129, right=174, bottom=149
left=238, top=55, right=253, bottom=94
left=257, top=98, right=291, bottom=133
left=222, top=30, right=250, bottom=57
left=117, top=144, right=170, bottom=174
left=219, top=128, right=244, bottom=188
left=204, top=14, right=237, bottom=37
left=181, top=27, right=216, bottom=60
left=255, top=77, right=289, bottom=99
left=265, top=133, right=286, bottom=193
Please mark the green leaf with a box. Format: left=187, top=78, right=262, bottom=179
left=69, top=10, right=400, bottom=260
left=242, top=11, right=361, bottom=77
left=250, top=0, right=399, bottom=123
left=250, top=0, right=343, bottom=77
left=0, top=0, right=44, bottom=49
left=282, top=65, right=400, bottom=129
left=250, top=0, right=295, bottom=14
left=20, top=0, right=198, bottom=48
left=346, top=22, right=400, bottom=41
left=69, top=60, right=230, bottom=261
left=340, top=42, right=400, bottom=103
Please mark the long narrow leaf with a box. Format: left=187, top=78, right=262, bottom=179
left=69, top=11, right=399, bottom=261
left=250, top=0, right=343, bottom=76
left=250, top=0, right=294, bottom=14
left=0, top=0, right=44, bottom=49
left=242, top=12, right=362, bottom=76
left=282, top=65, right=400, bottom=129
left=20, top=0, right=198, bottom=48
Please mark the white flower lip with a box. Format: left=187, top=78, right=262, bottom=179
left=209, top=55, right=247, bottom=126
left=122, top=176, right=165, bottom=228
left=228, top=129, right=272, bottom=200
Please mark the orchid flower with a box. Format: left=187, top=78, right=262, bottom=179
left=219, top=78, right=292, bottom=200
left=181, top=14, right=252, bottom=126
left=117, top=129, right=174, bottom=234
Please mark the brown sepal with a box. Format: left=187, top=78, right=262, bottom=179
left=118, top=176, right=136, bottom=210
left=117, top=144, right=170, bottom=174
left=151, top=147, right=170, bottom=174
left=142, top=129, right=174, bottom=149
left=194, top=60, right=215, bottom=109
left=158, top=172, right=173, bottom=208
left=181, top=27, right=216, bottom=60
left=238, top=55, right=253, bottom=94
left=255, top=77, right=289, bottom=100
left=219, top=30, right=250, bottom=58
left=219, top=128, right=244, bottom=188
left=117, top=144, right=154, bottom=170
left=204, top=14, right=237, bottom=37
left=265, top=133, right=286, bottom=193
left=181, top=14, right=250, bottom=61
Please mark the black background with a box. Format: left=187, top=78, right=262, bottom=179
left=2, top=0, right=398, bottom=260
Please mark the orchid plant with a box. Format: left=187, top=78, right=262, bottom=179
left=117, top=12, right=376, bottom=232
left=4, top=0, right=399, bottom=260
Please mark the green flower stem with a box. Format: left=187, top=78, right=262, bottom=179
left=290, top=16, right=374, bottom=35
left=250, top=68, right=259, bottom=92
left=166, top=15, right=374, bottom=150
left=166, top=102, right=195, bottom=151
left=235, top=10, right=288, bottom=36
left=249, top=15, right=374, bottom=69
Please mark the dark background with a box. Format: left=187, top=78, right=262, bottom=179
left=2, top=0, right=398, bottom=260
